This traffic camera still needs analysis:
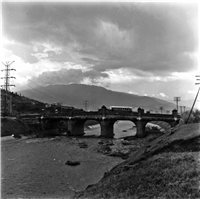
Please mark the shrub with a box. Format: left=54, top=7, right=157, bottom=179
left=181, top=109, right=200, bottom=124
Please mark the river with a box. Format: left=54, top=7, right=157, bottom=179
left=85, top=121, right=136, bottom=138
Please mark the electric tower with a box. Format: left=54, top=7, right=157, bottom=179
left=1, top=61, right=16, bottom=115
left=174, top=97, right=181, bottom=114
left=83, top=100, right=89, bottom=111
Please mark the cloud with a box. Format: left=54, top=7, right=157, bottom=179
left=187, top=90, right=196, bottom=94
left=27, top=68, right=109, bottom=88
left=128, top=91, right=138, bottom=95
left=2, top=2, right=199, bottom=101
left=159, top=93, right=168, bottom=98
left=3, top=2, right=198, bottom=74
left=31, top=52, right=49, bottom=60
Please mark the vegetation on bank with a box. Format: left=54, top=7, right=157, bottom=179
left=75, top=152, right=199, bottom=199
left=180, top=109, right=200, bottom=124
left=74, top=123, right=200, bottom=199
left=1, top=89, right=46, bottom=116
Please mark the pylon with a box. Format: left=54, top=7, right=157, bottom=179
left=1, top=61, right=16, bottom=115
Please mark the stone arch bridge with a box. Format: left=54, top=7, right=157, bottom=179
left=40, top=106, right=180, bottom=138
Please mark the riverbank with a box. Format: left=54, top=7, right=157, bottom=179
left=2, top=118, right=199, bottom=199
left=1, top=119, right=158, bottom=199
left=74, top=123, right=200, bottom=199
left=1, top=136, right=124, bottom=199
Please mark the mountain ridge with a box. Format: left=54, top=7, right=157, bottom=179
left=18, top=84, right=176, bottom=112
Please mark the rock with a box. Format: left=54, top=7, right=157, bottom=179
left=121, top=140, right=132, bottom=145
left=65, top=160, right=80, bottom=166
left=78, top=141, right=88, bottom=148
left=98, top=140, right=104, bottom=145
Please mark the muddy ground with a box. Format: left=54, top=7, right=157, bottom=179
left=0, top=118, right=163, bottom=199
left=1, top=135, right=124, bottom=199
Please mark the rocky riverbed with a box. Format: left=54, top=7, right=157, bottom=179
left=2, top=118, right=199, bottom=199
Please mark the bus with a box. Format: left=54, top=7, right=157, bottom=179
left=110, top=106, right=133, bottom=112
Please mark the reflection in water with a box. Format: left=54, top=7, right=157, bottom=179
left=84, top=121, right=136, bottom=139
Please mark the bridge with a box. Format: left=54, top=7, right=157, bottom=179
left=40, top=106, right=181, bottom=138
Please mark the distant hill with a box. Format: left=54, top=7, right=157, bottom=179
left=18, top=84, right=176, bottom=112
left=1, top=89, right=46, bottom=115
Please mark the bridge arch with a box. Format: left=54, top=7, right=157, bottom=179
left=113, top=120, right=136, bottom=139
left=58, top=120, right=69, bottom=134
left=41, top=119, right=69, bottom=135
left=68, top=119, right=101, bottom=136
left=84, top=120, right=101, bottom=137
left=43, top=119, right=61, bottom=130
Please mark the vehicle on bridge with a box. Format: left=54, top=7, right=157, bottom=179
left=110, top=106, right=133, bottom=112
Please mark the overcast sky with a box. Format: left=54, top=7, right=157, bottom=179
left=1, top=1, right=200, bottom=103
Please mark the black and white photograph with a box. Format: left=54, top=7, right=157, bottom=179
left=1, top=1, right=200, bottom=198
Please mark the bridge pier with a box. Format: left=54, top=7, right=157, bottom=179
left=100, top=120, right=114, bottom=138
left=68, top=120, right=85, bottom=136
left=136, top=120, right=147, bottom=138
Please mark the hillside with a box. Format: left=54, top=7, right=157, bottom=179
left=1, top=89, right=46, bottom=115
left=18, top=84, right=175, bottom=112
left=74, top=123, right=200, bottom=199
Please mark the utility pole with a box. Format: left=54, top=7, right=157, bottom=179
left=1, top=61, right=16, bottom=115
left=166, top=110, right=170, bottom=114
left=186, top=75, right=200, bottom=124
left=174, top=97, right=181, bottom=114
left=180, top=106, right=183, bottom=114
left=83, top=100, right=89, bottom=111
left=180, top=106, right=186, bottom=114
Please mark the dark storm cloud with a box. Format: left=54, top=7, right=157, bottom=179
left=2, top=2, right=198, bottom=76
left=27, top=68, right=109, bottom=87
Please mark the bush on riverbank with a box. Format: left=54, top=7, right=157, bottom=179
left=181, top=109, right=200, bottom=124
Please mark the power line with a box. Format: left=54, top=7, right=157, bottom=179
left=24, top=84, right=59, bottom=102
left=16, top=74, right=67, bottom=103
left=1, top=61, right=16, bottom=115
left=25, top=78, right=67, bottom=103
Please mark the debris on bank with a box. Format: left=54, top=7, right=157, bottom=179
left=95, top=138, right=147, bottom=159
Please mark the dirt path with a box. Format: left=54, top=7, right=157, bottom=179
left=1, top=136, right=123, bottom=199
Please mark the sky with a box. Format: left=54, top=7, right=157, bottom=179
left=1, top=1, right=200, bottom=106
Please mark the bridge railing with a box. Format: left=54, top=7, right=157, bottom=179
left=41, top=106, right=180, bottom=120
left=72, top=111, right=99, bottom=116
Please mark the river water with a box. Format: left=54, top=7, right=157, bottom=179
left=85, top=121, right=136, bottom=139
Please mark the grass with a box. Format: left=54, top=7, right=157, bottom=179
left=75, top=152, right=200, bottom=199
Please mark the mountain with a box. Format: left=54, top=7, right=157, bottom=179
left=18, top=84, right=176, bottom=112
